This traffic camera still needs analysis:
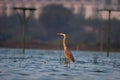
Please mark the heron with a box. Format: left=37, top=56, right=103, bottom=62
left=57, top=33, right=75, bottom=67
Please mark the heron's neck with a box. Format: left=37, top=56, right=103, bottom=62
left=63, top=35, right=67, bottom=50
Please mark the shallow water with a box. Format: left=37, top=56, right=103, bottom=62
left=0, top=48, right=120, bottom=80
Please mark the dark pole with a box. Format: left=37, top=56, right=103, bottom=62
left=98, top=9, right=120, bottom=57
left=107, top=10, right=111, bottom=57
left=22, top=9, right=26, bottom=54
left=13, top=7, right=36, bottom=54
left=100, top=19, right=104, bottom=51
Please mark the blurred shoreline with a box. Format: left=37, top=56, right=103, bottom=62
left=0, top=41, right=120, bottom=52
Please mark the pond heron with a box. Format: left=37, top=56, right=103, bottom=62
left=57, top=33, right=75, bottom=67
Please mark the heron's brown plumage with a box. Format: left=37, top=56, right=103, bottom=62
left=64, top=49, right=75, bottom=62
left=57, top=32, right=75, bottom=67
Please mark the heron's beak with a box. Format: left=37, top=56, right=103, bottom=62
left=57, top=33, right=61, bottom=35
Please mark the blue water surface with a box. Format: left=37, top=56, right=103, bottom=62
left=0, top=48, right=120, bottom=80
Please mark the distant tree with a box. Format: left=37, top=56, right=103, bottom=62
left=40, top=4, right=73, bottom=40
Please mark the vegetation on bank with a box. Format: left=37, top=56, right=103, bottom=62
left=0, top=4, right=120, bottom=50
left=0, top=41, right=120, bottom=52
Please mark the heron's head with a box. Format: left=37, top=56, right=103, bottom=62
left=57, top=33, right=66, bottom=36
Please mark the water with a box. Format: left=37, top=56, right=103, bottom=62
left=0, top=48, right=120, bottom=80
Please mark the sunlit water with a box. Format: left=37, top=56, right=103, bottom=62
left=0, top=48, right=120, bottom=80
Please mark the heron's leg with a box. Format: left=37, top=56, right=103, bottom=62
left=66, top=59, right=70, bottom=68
left=65, top=58, right=67, bottom=63
left=65, top=59, right=69, bottom=67
left=68, top=60, right=70, bottom=68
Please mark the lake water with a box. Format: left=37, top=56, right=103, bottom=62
left=0, top=48, right=120, bottom=80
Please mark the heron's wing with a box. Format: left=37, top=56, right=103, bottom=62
left=65, top=49, right=75, bottom=62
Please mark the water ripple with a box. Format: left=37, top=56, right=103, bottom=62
left=0, top=48, right=120, bottom=80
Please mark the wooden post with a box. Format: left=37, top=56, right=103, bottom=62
left=98, top=9, right=120, bottom=57
left=100, top=21, right=104, bottom=51
left=13, top=7, right=36, bottom=54
left=22, top=9, right=26, bottom=54
left=107, top=10, right=111, bottom=57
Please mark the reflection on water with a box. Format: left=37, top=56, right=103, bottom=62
left=0, top=48, right=120, bottom=80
